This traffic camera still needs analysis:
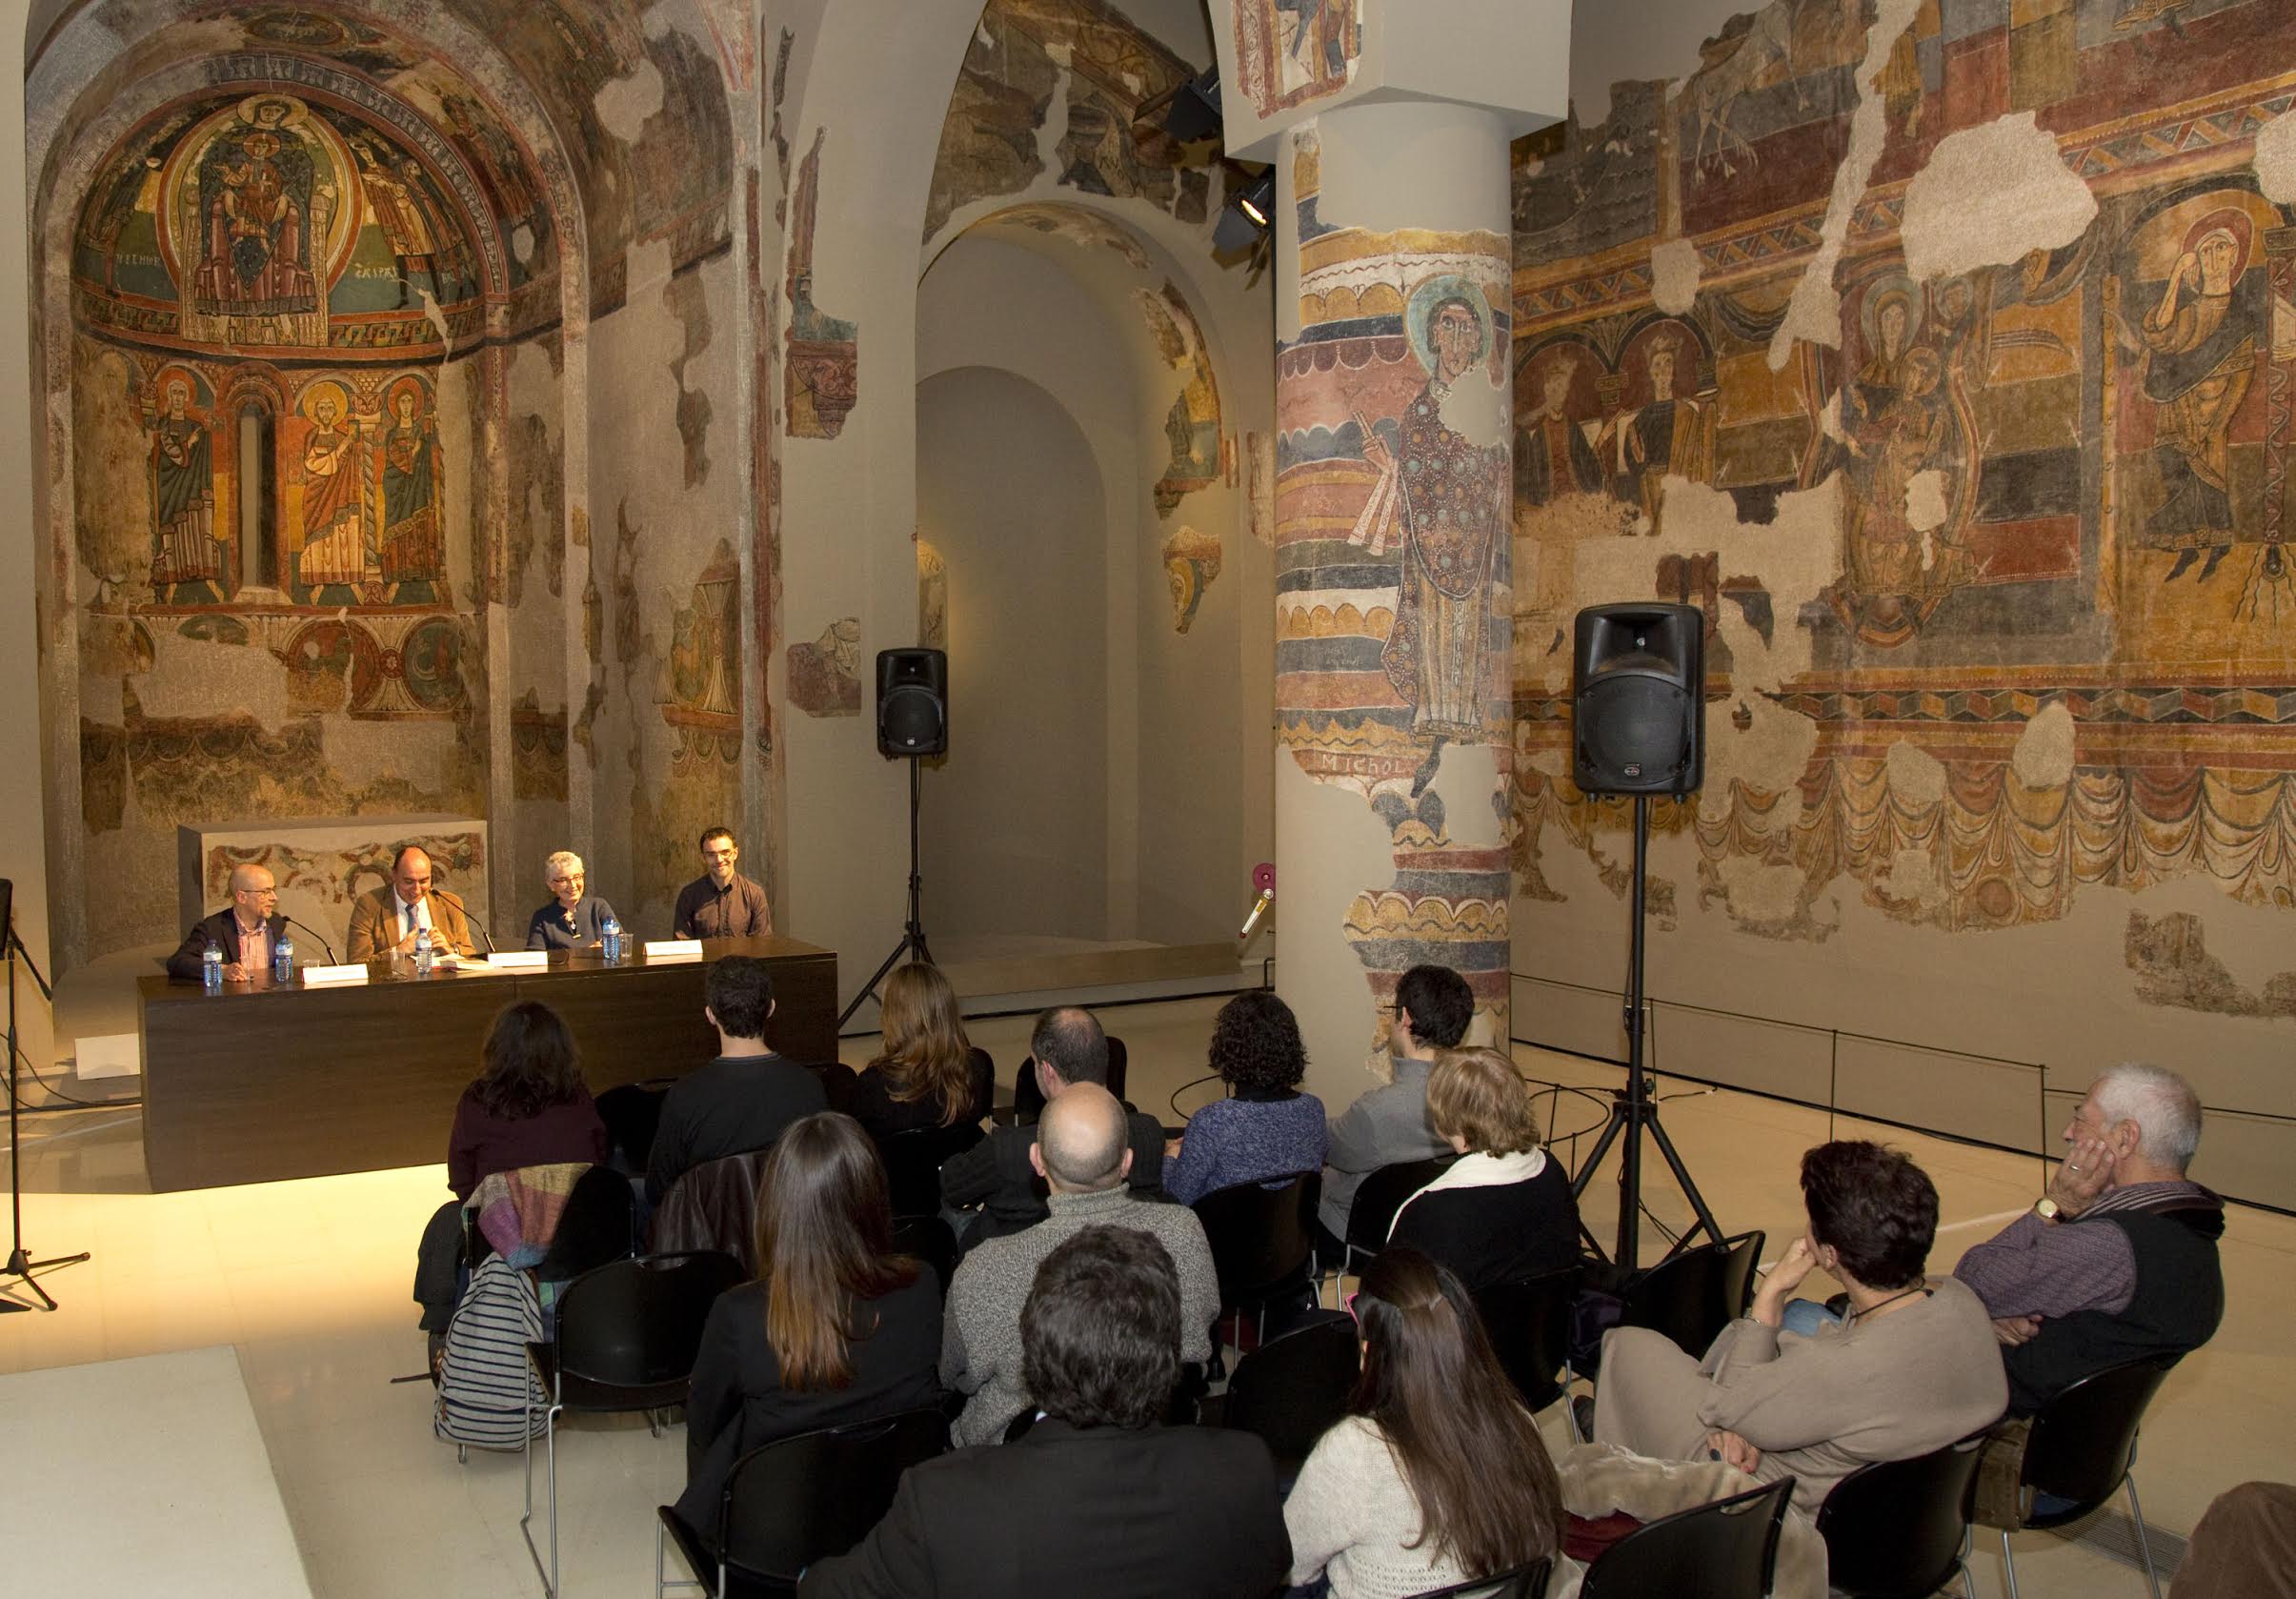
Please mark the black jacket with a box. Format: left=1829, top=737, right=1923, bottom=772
left=939, top=1114, right=1167, bottom=1245
left=797, top=1418, right=1290, bottom=1599
left=165, top=909, right=290, bottom=982
left=645, top=1053, right=828, bottom=1203
left=1387, top=1154, right=1582, bottom=1294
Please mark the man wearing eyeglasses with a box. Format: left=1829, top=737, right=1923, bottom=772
left=672, top=824, right=773, bottom=939
left=167, top=862, right=291, bottom=982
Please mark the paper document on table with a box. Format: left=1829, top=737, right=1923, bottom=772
left=301, top=963, right=370, bottom=986
left=485, top=951, right=550, bottom=970
left=643, top=939, right=705, bottom=962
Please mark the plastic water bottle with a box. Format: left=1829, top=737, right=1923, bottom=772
left=601, top=915, right=622, bottom=964
left=201, top=940, right=223, bottom=995
left=415, top=924, right=434, bottom=977
left=272, top=933, right=294, bottom=985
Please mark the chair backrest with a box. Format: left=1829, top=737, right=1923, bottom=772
left=594, top=1080, right=675, bottom=1172
left=1580, top=1475, right=1792, bottom=1599
left=648, top=1147, right=772, bottom=1274
left=2019, top=1354, right=2177, bottom=1513
left=891, top=1213, right=957, bottom=1295
left=1193, top=1171, right=1321, bottom=1308
left=874, top=1123, right=984, bottom=1219
left=1401, top=1556, right=1554, bottom=1598
left=719, top=1407, right=950, bottom=1581
left=1621, top=1229, right=1765, bottom=1358
left=1816, top=1431, right=1986, bottom=1599
left=535, top=1163, right=639, bottom=1281
left=554, top=1250, right=744, bottom=1387
left=1219, top=1311, right=1359, bottom=1472
left=1347, top=1153, right=1461, bottom=1253
left=1473, top=1268, right=1581, bottom=1414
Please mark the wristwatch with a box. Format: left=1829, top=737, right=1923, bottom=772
left=2033, top=1197, right=2061, bottom=1223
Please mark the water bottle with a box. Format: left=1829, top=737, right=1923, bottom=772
left=601, top=915, right=622, bottom=964
left=415, top=924, right=433, bottom=977
left=201, top=940, right=223, bottom=995
left=272, top=933, right=294, bottom=985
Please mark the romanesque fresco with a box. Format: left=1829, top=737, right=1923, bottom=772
left=786, top=130, right=859, bottom=440
left=1509, top=0, right=2296, bottom=991
left=1276, top=129, right=1516, bottom=1039
left=1228, top=0, right=1361, bottom=120
left=1162, top=524, right=1223, bottom=632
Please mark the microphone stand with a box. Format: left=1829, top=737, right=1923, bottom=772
left=3, top=917, right=91, bottom=1312
left=282, top=916, right=339, bottom=965
left=427, top=889, right=494, bottom=957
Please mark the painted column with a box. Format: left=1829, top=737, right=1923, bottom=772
left=1270, top=99, right=1519, bottom=1103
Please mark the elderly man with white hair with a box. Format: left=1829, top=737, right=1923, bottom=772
left=1954, top=1061, right=2225, bottom=1415
left=524, top=849, right=620, bottom=951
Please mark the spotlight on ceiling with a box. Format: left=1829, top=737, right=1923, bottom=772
left=1160, top=66, right=1223, bottom=143
left=1213, top=167, right=1276, bottom=254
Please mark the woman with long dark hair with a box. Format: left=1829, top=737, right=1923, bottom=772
left=850, top=961, right=994, bottom=1138
left=445, top=1001, right=606, bottom=1201
left=676, top=1112, right=942, bottom=1525
left=1286, top=1246, right=1575, bottom=1596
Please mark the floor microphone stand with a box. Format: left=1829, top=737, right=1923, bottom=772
left=4, top=921, right=91, bottom=1312
left=838, top=757, right=934, bottom=1028
left=1567, top=795, right=1722, bottom=1272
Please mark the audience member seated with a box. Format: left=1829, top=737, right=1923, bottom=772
left=849, top=961, right=993, bottom=1140
left=1319, top=962, right=1472, bottom=1249
left=675, top=1112, right=943, bottom=1527
left=1385, top=1046, right=1580, bottom=1292
left=941, top=1083, right=1218, bottom=1446
left=414, top=1001, right=606, bottom=1334
left=1287, top=1246, right=1574, bottom=1597
left=1594, top=1140, right=2004, bottom=1514
left=166, top=863, right=288, bottom=982
left=525, top=850, right=619, bottom=950
left=646, top=956, right=827, bottom=1204
left=938, top=1006, right=1163, bottom=1246
left=800, top=1225, right=1291, bottom=1598
left=1952, top=1062, right=2225, bottom=1416
left=1162, top=989, right=1327, bottom=1206
left=2171, top=1481, right=2296, bottom=1599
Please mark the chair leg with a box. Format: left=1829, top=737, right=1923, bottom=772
left=520, top=1399, right=564, bottom=1597
left=2124, top=1474, right=2163, bottom=1599
left=2000, top=1528, right=2020, bottom=1599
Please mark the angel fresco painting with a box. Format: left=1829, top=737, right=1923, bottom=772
left=2140, top=212, right=2266, bottom=582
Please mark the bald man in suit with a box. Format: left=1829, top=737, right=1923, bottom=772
left=346, top=845, right=476, bottom=961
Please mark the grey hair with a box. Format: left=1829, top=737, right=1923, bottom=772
left=544, top=850, right=584, bottom=886
left=2092, top=1062, right=2203, bottom=1172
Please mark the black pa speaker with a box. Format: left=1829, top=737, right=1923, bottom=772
left=1572, top=603, right=1704, bottom=795
left=876, top=648, right=948, bottom=758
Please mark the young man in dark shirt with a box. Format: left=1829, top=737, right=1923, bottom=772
left=645, top=955, right=825, bottom=1202
left=672, top=824, right=773, bottom=939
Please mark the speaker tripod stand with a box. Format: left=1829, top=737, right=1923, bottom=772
left=3, top=906, right=91, bottom=1313
left=838, top=757, right=935, bottom=1027
left=1568, top=795, right=1722, bottom=1273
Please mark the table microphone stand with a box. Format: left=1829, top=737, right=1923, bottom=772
left=3, top=920, right=91, bottom=1312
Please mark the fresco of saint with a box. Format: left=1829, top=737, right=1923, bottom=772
left=1518, top=350, right=1604, bottom=507
left=296, top=385, right=371, bottom=595
left=148, top=374, right=218, bottom=598
left=1611, top=329, right=1714, bottom=524
left=2139, top=211, right=2266, bottom=582
left=378, top=380, right=444, bottom=596
left=189, top=97, right=326, bottom=344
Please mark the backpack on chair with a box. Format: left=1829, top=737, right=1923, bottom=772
left=434, top=1254, right=549, bottom=1449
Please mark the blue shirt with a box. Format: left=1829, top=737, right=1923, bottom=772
left=525, top=895, right=619, bottom=951
left=1163, top=1092, right=1328, bottom=1205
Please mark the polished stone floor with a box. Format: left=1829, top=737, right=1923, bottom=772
left=2, top=995, right=2285, bottom=1597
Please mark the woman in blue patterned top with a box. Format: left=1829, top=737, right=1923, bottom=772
left=1163, top=989, right=1327, bottom=1204
left=524, top=851, right=620, bottom=951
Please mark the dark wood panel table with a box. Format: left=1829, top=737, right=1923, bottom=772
left=137, top=936, right=836, bottom=1192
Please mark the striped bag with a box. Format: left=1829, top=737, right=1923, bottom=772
left=434, top=1255, right=550, bottom=1448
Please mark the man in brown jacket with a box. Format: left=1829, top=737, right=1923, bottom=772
left=345, top=845, right=476, bottom=960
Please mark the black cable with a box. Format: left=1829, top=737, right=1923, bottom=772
left=13, top=1043, right=139, bottom=1112
left=1167, top=1072, right=1222, bottom=1125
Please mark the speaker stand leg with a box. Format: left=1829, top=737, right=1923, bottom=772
left=837, top=759, right=934, bottom=1028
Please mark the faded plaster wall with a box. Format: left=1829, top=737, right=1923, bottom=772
left=1514, top=0, right=2296, bottom=1206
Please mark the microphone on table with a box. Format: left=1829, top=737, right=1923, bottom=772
left=428, top=888, right=495, bottom=955
left=283, top=916, right=340, bottom=964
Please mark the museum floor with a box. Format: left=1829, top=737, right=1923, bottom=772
left=2, top=995, right=2286, bottom=1597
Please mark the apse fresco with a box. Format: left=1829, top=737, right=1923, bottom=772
left=1506, top=0, right=2296, bottom=995
left=1228, top=0, right=1362, bottom=120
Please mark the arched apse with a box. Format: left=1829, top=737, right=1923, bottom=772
left=916, top=365, right=1110, bottom=946
left=918, top=200, right=1271, bottom=951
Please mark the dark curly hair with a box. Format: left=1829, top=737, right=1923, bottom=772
left=1208, top=989, right=1308, bottom=1099
left=1021, top=1225, right=1179, bottom=1429
left=1801, top=1140, right=1938, bottom=1291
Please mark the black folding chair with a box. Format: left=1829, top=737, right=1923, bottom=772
left=1325, top=1152, right=1459, bottom=1281
left=1208, top=1310, right=1359, bottom=1481
left=648, top=1148, right=772, bottom=1274
left=595, top=1081, right=675, bottom=1174
left=873, top=1123, right=983, bottom=1220
left=890, top=1214, right=957, bottom=1296
left=463, top=1164, right=639, bottom=1283
left=1984, top=1355, right=2178, bottom=1599
left=1402, top=1557, right=1554, bottom=1598
left=655, top=1407, right=948, bottom=1597
left=1818, top=1431, right=1986, bottom=1599
left=1578, top=1475, right=1793, bottom=1599
left=1618, top=1229, right=1765, bottom=1359
left=1473, top=1267, right=1581, bottom=1423
left=1192, top=1170, right=1320, bottom=1347
left=1009, top=1036, right=1130, bottom=1124
left=522, top=1250, right=745, bottom=1598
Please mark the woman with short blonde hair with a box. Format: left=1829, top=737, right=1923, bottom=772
left=524, top=850, right=620, bottom=951
left=1386, top=1046, right=1581, bottom=1291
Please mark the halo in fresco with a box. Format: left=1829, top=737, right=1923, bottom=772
left=1406, top=273, right=1495, bottom=376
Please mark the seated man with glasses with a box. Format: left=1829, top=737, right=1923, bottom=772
left=166, top=862, right=289, bottom=982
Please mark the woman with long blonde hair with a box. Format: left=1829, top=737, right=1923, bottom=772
left=853, top=961, right=994, bottom=1137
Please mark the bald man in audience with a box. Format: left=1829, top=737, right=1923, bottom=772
left=940, top=1083, right=1220, bottom=1447
left=167, top=863, right=290, bottom=982
left=345, top=845, right=476, bottom=961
